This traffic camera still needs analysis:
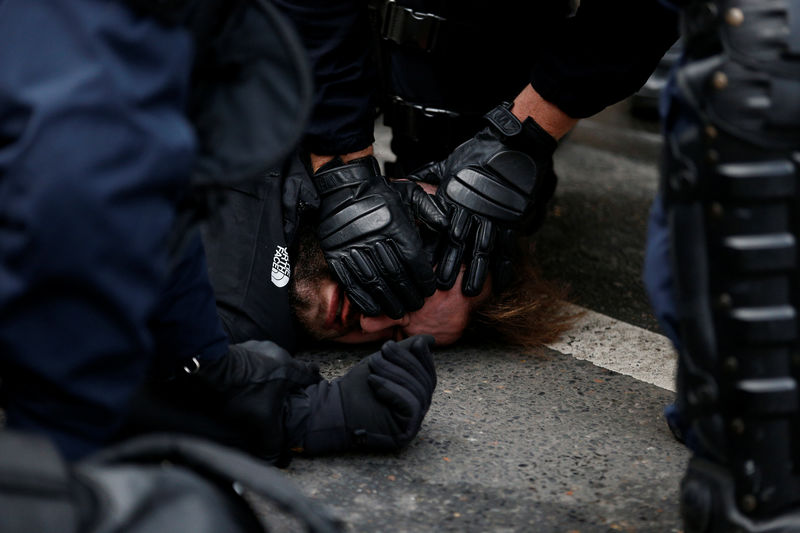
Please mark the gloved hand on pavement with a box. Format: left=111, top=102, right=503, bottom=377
left=287, top=334, right=437, bottom=454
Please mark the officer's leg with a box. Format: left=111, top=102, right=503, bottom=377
left=662, top=1, right=800, bottom=529
left=375, top=0, right=480, bottom=175
left=0, top=0, right=195, bottom=459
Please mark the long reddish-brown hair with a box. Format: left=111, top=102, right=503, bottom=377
left=465, top=240, right=582, bottom=348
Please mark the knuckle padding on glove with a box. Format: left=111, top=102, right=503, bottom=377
left=475, top=220, right=494, bottom=252
left=331, top=259, right=379, bottom=315
left=329, top=258, right=352, bottom=284
left=347, top=251, right=405, bottom=318
left=376, top=241, right=424, bottom=289
left=318, top=199, right=392, bottom=249
left=437, top=247, right=463, bottom=289
left=436, top=209, right=469, bottom=287
left=349, top=249, right=378, bottom=280
left=445, top=162, right=532, bottom=221
left=313, top=158, right=381, bottom=194
left=464, top=258, right=488, bottom=296
left=374, top=241, right=400, bottom=272
left=449, top=209, right=473, bottom=241
left=372, top=248, right=424, bottom=312
left=485, top=151, right=538, bottom=195
left=462, top=219, right=493, bottom=294
left=330, top=258, right=362, bottom=293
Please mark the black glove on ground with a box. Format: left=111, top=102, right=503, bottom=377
left=407, top=102, right=558, bottom=296
left=288, top=334, right=437, bottom=455
left=313, top=155, right=446, bottom=319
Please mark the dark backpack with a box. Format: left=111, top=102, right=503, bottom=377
left=0, top=431, right=342, bottom=533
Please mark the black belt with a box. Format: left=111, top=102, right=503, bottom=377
left=383, top=95, right=484, bottom=144
left=372, top=0, right=575, bottom=53
left=370, top=0, right=483, bottom=54
left=381, top=1, right=446, bottom=52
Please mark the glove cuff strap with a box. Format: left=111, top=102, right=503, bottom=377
left=484, top=102, right=558, bottom=155
left=484, top=102, right=522, bottom=137
left=313, top=155, right=382, bottom=195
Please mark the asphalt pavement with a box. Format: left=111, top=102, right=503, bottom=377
left=280, top=99, right=691, bottom=532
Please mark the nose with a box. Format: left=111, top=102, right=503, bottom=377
left=360, top=314, right=410, bottom=333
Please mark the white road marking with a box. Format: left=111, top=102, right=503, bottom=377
left=547, top=303, right=678, bottom=392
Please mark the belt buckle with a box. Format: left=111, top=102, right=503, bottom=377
left=381, top=0, right=446, bottom=52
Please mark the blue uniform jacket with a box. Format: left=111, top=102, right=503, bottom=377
left=0, top=0, right=311, bottom=459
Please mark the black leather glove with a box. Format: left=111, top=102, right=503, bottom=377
left=287, top=335, right=437, bottom=455
left=313, top=155, right=447, bottom=319
left=407, top=102, right=558, bottom=296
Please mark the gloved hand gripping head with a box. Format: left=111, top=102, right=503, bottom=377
left=441, top=103, right=557, bottom=229
left=407, top=102, right=558, bottom=296
left=312, top=156, right=445, bottom=318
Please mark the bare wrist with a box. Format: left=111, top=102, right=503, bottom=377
left=310, top=146, right=375, bottom=173
left=511, top=84, right=578, bottom=140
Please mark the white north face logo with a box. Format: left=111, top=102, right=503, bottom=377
left=270, top=245, right=290, bottom=288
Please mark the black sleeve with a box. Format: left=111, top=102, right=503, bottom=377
left=271, top=0, right=378, bottom=155
left=530, top=0, right=681, bottom=118
left=120, top=354, right=322, bottom=466
left=200, top=175, right=299, bottom=352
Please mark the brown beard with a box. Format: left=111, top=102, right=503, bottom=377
left=287, top=220, right=359, bottom=342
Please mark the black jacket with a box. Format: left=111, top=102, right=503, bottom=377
left=201, top=155, right=320, bottom=353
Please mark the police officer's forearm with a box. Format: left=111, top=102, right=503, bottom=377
left=511, top=84, right=579, bottom=141
left=309, top=145, right=374, bottom=173
left=308, top=84, right=577, bottom=170
left=271, top=0, right=377, bottom=157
